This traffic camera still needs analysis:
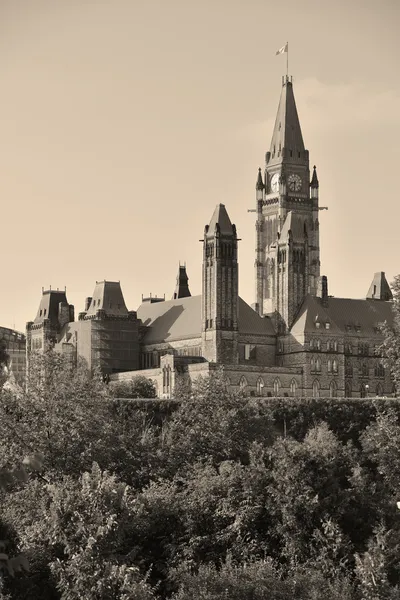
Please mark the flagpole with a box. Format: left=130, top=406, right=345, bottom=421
left=286, top=42, right=289, bottom=80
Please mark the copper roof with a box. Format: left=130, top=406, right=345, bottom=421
left=85, top=281, right=129, bottom=317
left=137, top=295, right=275, bottom=345
left=291, top=294, right=394, bottom=336
left=269, top=80, right=305, bottom=167
left=206, top=204, right=234, bottom=238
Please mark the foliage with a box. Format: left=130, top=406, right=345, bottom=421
left=109, top=375, right=156, bottom=399
left=2, top=348, right=400, bottom=598
left=380, top=274, right=400, bottom=393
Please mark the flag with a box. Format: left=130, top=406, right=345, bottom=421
left=276, top=42, right=288, bottom=55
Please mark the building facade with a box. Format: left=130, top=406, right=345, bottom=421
left=26, top=77, right=396, bottom=399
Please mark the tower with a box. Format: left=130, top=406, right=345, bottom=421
left=254, top=76, right=321, bottom=330
left=173, top=264, right=191, bottom=299
left=201, top=204, right=239, bottom=364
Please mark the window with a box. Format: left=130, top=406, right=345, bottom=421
left=345, top=382, right=352, bottom=398
left=362, top=363, right=368, bottom=377
left=312, top=379, right=320, bottom=398
left=332, top=359, right=338, bottom=374
left=344, top=343, right=352, bottom=355
left=290, top=379, right=298, bottom=397
left=310, top=338, right=321, bottom=351
left=374, top=363, right=385, bottom=378
left=311, top=357, right=321, bottom=374
left=273, top=378, right=281, bottom=397
left=360, top=383, right=367, bottom=398
left=329, top=380, right=338, bottom=398
left=245, top=344, right=256, bottom=360
left=256, top=377, right=264, bottom=396
left=376, top=383, right=383, bottom=397
left=345, top=363, right=353, bottom=376
left=327, top=359, right=332, bottom=373
left=325, top=322, right=330, bottom=330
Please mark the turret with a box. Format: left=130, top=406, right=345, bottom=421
left=310, top=165, right=319, bottom=199
left=201, top=204, right=239, bottom=363
left=173, top=264, right=191, bottom=299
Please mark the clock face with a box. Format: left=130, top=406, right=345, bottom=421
left=288, top=173, right=302, bottom=192
left=270, top=173, right=280, bottom=193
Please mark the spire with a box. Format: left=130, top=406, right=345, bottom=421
left=206, top=203, right=235, bottom=238
left=256, top=167, right=264, bottom=190
left=311, top=165, right=319, bottom=188
left=173, top=264, right=191, bottom=299
left=366, top=272, right=393, bottom=301
left=268, top=79, right=306, bottom=167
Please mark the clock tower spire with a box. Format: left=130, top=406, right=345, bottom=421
left=254, top=77, right=321, bottom=330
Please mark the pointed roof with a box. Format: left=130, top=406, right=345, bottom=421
left=269, top=79, right=306, bottom=166
left=85, top=281, right=129, bottom=317
left=311, top=165, right=319, bottom=188
left=366, top=272, right=393, bottom=301
left=256, top=168, right=264, bottom=190
left=34, top=289, right=70, bottom=325
left=173, top=265, right=191, bottom=300
left=206, top=204, right=234, bottom=238
left=279, top=211, right=307, bottom=243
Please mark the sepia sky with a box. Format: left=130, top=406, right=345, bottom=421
left=1, top=0, right=399, bottom=332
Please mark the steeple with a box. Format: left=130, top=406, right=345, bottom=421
left=266, top=78, right=307, bottom=168
left=311, top=165, right=319, bottom=188
left=256, top=168, right=264, bottom=190
left=173, top=264, right=191, bottom=299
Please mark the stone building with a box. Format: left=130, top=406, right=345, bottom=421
left=26, top=76, right=396, bottom=398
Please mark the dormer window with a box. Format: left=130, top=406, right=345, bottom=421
left=325, top=322, right=330, bottom=330
left=315, top=322, right=320, bottom=329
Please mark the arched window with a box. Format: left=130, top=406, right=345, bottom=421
left=256, top=377, right=264, bottom=396
left=311, top=357, right=315, bottom=373
left=360, top=383, right=367, bottom=398
left=345, top=381, right=352, bottom=398
left=316, top=358, right=321, bottom=373
left=329, top=380, right=337, bottom=398
left=362, top=363, right=368, bottom=377
left=273, top=377, right=281, bottom=397
left=239, top=376, right=247, bottom=391
left=290, top=379, right=298, bottom=397
left=332, top=359, right=338, bottom=374
left=327, top=359, right=332, bottom=373
left=375, top=383, right=383, bottom=397
left=312, top=379, right=320, bottom=398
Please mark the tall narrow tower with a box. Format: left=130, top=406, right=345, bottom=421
left=254, top=76, right=321, bottom=330
left=201, top=204, right=239, bottom=364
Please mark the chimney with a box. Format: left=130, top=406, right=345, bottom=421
left=316, top=276, right=328, bottom=306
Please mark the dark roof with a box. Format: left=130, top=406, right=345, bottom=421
left=34, top=290, right=69, bottom=325
left=85, top=281, right=129, bottom=317
left=366, top=272, right=393, bottom=301
left=280, top=211, right=306, bottom=242
left=173, top=265, right=191, bottom=299
left=269, top=80, right=305, bottom=167
left=137, top=295, right=275, bottom=345
left=291, top=294, right=394, bottom=337
left=206, top=204, right=234, bottom=238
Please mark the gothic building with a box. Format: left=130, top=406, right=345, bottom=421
left=26, top=76, right=395, bottom=399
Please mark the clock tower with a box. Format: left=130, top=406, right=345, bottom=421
left=254, top=76, right=321, bottom=330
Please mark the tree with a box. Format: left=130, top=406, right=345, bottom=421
left=109, top=376, right=156, bottom=399
left=380, top=274, right=400, bottom=394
